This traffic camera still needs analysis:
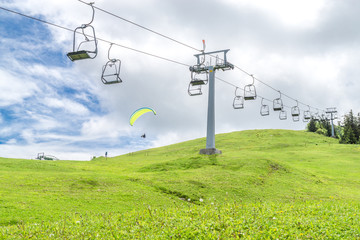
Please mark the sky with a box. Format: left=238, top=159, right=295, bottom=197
left=0, top=0, right=359, bottom=160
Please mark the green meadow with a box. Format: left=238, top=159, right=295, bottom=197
left=1, top=129, right=359, bottom=239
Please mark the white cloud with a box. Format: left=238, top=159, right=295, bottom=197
left=225, top=0, right=326, bottom=27
left=0, top=69, right=39, bottom=107
left=43, top=97, right=90, bottom=116
left=81, top=115, right=129, bottom=139
left=6, top=138, right=17, bottom=144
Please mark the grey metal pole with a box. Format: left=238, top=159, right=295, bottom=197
left=191, top=49, right=233, bottom=155
left=331, top=113, right=335, bottom=137
left=206, top=66, right=215, bottom=149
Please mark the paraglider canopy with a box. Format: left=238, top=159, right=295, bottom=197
left=129, top=107, right=157, bottom=126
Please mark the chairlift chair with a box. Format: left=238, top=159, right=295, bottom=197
left=188, top=69, right=208, bottom=96
left=279, top=109, right=287, bottom=120
left=312, top=111, right=320, bottom=121
left=273, top=91, right=283, bottom=111
left=320, top=112, right=327, bottom=121
left=233, top=88, right=244, bottom=109
left=291, top=101, right=300, bottom=117
left=303, top=105, right=311, bottom=122
left=67, top=3, right=97, bottom=61
left=244, top=75, right=257, bottom=100
left=215, top=55, right=224, bottom=67
left=326, top=111, right=338, bottom=120
left=303, top=113, right=311, bottom=122
left=326, top=112, right=331, bottom=120
left=260, top=98, right=269, bottom=116
left=292, top=115, right=300, bottom=122
left=188, top=81, right=202, bottom=96
left=190, top=70, right=208, bottom=86
left=101, top=44, right=122, bottom=84
left=333, top=112, right=338, bottom=119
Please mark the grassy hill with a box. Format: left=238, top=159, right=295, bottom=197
left=1, top=129, right=360, bottom=239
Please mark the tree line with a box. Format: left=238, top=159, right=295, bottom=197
left=307, top=110, right=360, bottom=144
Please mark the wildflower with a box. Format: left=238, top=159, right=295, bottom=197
left=199, top=198, right=204, bottom=202
left=49, top=234, right=54, bottom=237
left=188, top=198, right=191, bottom=202
left=273, top=217, right=276, bottom=220
left=76, top=221, right=80, bottom=224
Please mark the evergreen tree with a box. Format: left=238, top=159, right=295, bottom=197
left=323, top=119, right=332, bottom=137
left=340, top=110, right=359, bottom=144
left=340, top=125, right=357, bottom=144
left=307, top=118, right=317, bottom=132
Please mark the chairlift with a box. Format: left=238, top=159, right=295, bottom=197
left=326, top=112, right=332, bottom=120
left=291, top=100, right=300, bottom=122
left=215, top=55, right=224, bottom=67
left=291, top=100, right=300, bottom=117
left=67, top=3, right=98, bottom=61
left=279, top=109, right=287, bottom=120
left=188, top=68, right=208, bottom=96
left=101, top=44, right=122, bottom=84
left=320, top=112, right=327, bottom=121
left=233, top=88, right=244, bottom=109
left=273, top=91, right=283, bottom=111
left=260, top=98, right=269, bottom=116
left=244, top=75, right=257, bottom=100
left=188, top=81, right=202, bottom=96
left=333, top=112, right=338, bottom=119
left=303, top=105, right=311, bottom=122
left=312, top=111, right=320, bottom=121
left=190, top=70, right=208, bottom=86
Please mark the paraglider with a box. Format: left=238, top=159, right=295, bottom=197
left=129, top=107, right=157, bottom=126
left=141, top=133, right=146, bottom=138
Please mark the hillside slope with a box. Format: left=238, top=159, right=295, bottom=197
left=1, top=129, right=360, bottom=226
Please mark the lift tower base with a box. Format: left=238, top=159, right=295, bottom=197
left=199, top=148, right=222, bottom=155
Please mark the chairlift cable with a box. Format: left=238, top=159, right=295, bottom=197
left=0, top=6, right=74, bottom=32
left=75, top=1, right=327, bottom=112
left=77, top=0, right=202, bottom=53
left=0, top=5, right=326, bottom=113
left=77, top=0, right=323, bottom=110
left=0, top=6, right=190, bottom=67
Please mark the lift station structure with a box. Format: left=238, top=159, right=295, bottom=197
left=189, top=49, right=234, bottom=155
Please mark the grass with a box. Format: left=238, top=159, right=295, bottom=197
left=0, top=129, right=360, bottom=239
